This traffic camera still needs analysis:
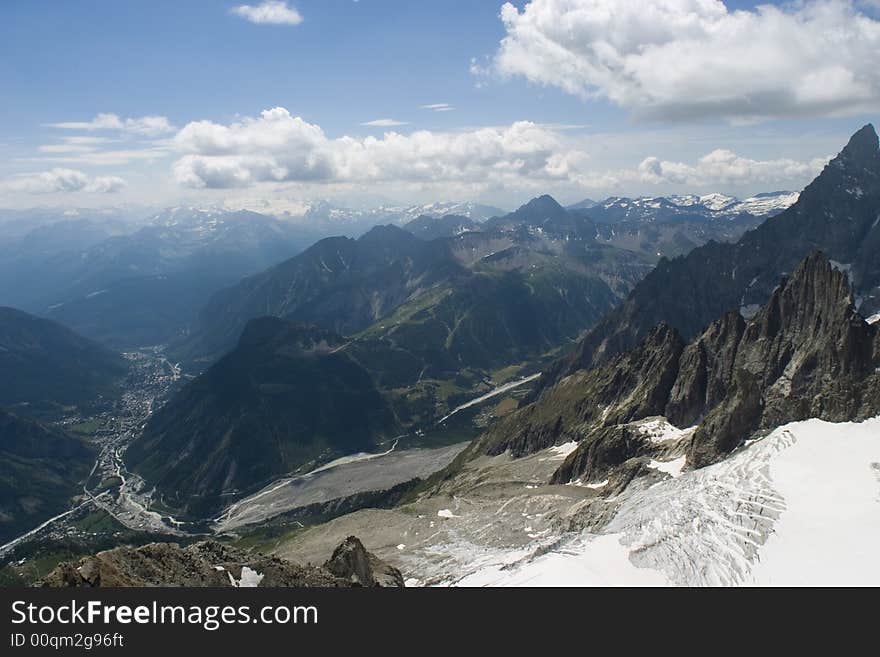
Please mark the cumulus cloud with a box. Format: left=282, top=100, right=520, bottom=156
left=4, top=169, right=127, bottom=194
left=636, top=150, right=830, bottom=187
left=230, top=1, right=303, bottom=25
left=171, top=106, right=588, bottom=189
left=487, top=0, right=880, bottom=122
left=48, top=113, right=175, bottom=137
left=86, top=176, right=128, bottom=193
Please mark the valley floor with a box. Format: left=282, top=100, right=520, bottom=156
left=215, top=441, right=469, bottom=532
left=274, top=416, right=880, bottom=587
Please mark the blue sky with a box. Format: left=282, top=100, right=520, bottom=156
left=1, top=0, right=878, bottom=211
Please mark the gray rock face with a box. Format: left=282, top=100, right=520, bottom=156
left=37, top=538, right=405, bottom=588
left=323, top=536, right=405, bottom=588
left=686, top=250, right=880, bottom=466
left=477, top=250, right=880, bottom=483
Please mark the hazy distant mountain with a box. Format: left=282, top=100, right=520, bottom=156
left=0, top=306, right=126, bottom=414
left=127, top=318, right=399, bottom=515
left=569, top=192, right=796, bottom=260
left=0, top=409, right=95, bottom=542
left=584, top=191, right=798, bottom=223
left=567, top=198, right=598, bottom=210
left=182, top=224, right=467, bottom=363
left=403, top=214, right=479, bottom=240
left=0, top=208, right=317, bottom=347
left=182, top=196, right=651, bottom=369
left=281, top=200, right=506, bottom=240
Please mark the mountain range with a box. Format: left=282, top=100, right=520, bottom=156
left=472, top=251, right=879, bottom=488
left=535, top=124, right=880, bottom=397
left=2, top=123, right=878, bottom=588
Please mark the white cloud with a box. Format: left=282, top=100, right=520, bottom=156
left=28, top=145, right=171, bottom=166
left=48, top=113, right=175, bottom=137
left=420, top=103, right=455, bottom=112
left=4, top=168, right=127, bottom=194
left=171, top=106, right=588, bottom=189
left=361, top=119, right=410, bottom=127
left=230, top=1, right=303, bottom=25
left=635, top=150, right=830, bottom=187
left=487, top=0, right=880, bottom=122
left=37, top=136, right=115, bottom=154
left=86, top=176, right=128, bottom=193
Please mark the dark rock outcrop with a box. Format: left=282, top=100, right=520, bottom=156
left=323, top=536, right=405, bottom=588
left=481, top=323, right=684, bottom=458
left=687, top=250, right=880, bottom=466
left=37, top=538, right=405, bottom=588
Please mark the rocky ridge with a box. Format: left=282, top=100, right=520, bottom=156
left=473, top=250, right=880, bottom=486
left=38, top=536, right=404, bottom=587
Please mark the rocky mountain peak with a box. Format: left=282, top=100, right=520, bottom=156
left=749, top=250, right=854, bottom=343
left=358, top=222, right=419, bottom=246
left=509, top=194, right=567, bottom=222
left=324, top=536, right=406, bottom=587
left=837, top=123, right=879, bottom=164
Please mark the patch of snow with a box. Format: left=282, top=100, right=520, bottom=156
left=867, top=313, right=880, bottom=325
left=228, top=566, right=264, bottom=588
left=726, top=191, right=799, bottom=217
left=437, top=509, right=458, bottom=519
left=699, top=193, right=738, bottom=212
left=397, top=544, right=406, bottom=550
left=547, top=441, right=579, bottom=458
left=647, top=456, right=687, bottom=478
left=635, top=417, right=696, bottom=444
left=739, top=304, right=761, bottom=320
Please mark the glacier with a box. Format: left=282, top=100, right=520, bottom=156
left=456, top=416, right=880, bottom=587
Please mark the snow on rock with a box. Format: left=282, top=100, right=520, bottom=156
left=228, top=566, right=264, bottom=588
left=635, top=417, right=696, bottom=444
left=727, top=192, right=799, bottom=217
left=453, top=415, right=880, bottom=587
left=437, top=509, right=459, bottom=519
left=546, top=441, right=579, bottom=458
left=867, top=313, right=880, bottom=325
